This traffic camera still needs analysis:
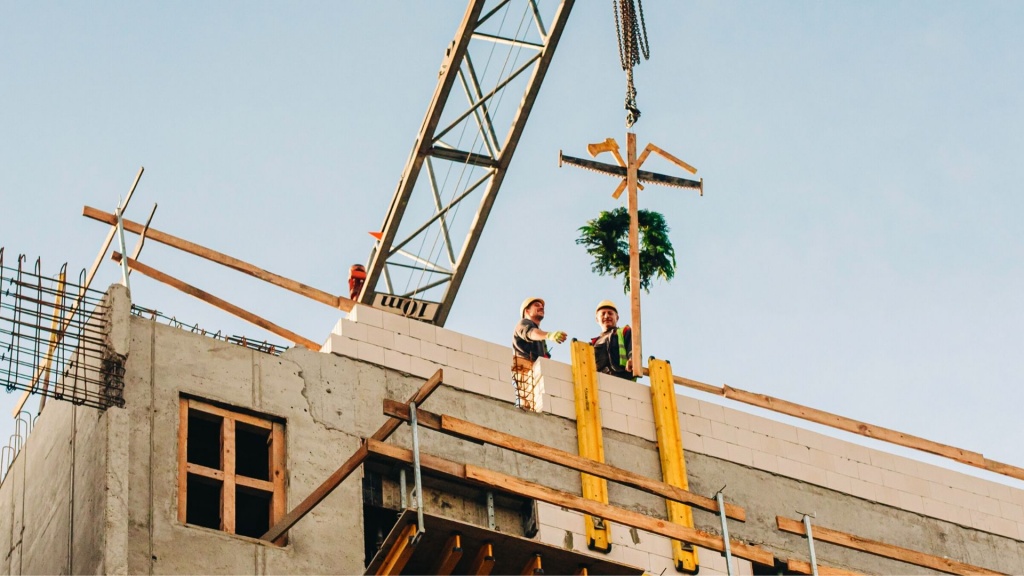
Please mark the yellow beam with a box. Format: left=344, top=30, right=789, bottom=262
left=468, top=542, right=495, bottom=575
left=570, top=341, right=611, bottom=552
left=521, top=553, right=542, bottom=575
left=375, top=523, right=418, bottom=575
left=433, top=533, right=463, bottom=575
left=649, top=358, right=698, bottom=574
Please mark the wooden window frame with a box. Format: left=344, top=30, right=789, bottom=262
left=177, top=397, right=286, bottom=543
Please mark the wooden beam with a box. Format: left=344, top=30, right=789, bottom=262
left=626, top=131, right=642, bottom=378
left=270, top=422, right=287, bottom=544
left=785, top=558, right=863, bottom=576
left=432, top=533, right=463, bottom=575
left=723, top=384, right=993, bottom=469
left=186, top=463, right=224, bottom=482
left=85, top=205, right=354, bottom=311
left=466, top=464, right=774, bottom=566
left=375, top=522, right=418, bottom=576
left=260, top=370, right=444, bottom=542
left=646, top=368, right=1024, bottom=483
left=363, top=439, right=773, bottom=566
left=112, top=252, right=321, bottom=351
left=382, top=400, right=745, bottom=521
left=468, top=542, right=495, bottom=576
left=188, top=398, right=274, bottom=429
left=776, top=516, right=1003, bottom=575
left=221, top=418, right=236, bottom=533
left=371, top=370, right=444, bottom=442
left=235, top=475, right=274, bottom=493
left=520, top=553, right=542, bottom=575
left=178, top=398, right=189, bottom=524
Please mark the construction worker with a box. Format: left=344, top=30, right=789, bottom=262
left=591, top=300, right=634, bottom=380
left=513, top=297, right=567, bottom=361
left=348, top=264, right=366, bottom=300
left=512, top=297, right=566, bottom=410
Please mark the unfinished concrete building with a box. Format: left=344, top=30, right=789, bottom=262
left=1, top=283, right=1021, bottom=575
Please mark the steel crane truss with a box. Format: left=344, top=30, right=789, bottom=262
left=362, top=0, right=575, bottom=326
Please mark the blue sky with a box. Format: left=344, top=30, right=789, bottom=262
left=2, top=1, right=1022, bottom=487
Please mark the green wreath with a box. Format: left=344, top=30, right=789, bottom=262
left=576, top=207, right=676, bottom=294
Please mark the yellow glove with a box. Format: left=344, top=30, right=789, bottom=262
left=546, top=330, right=567, bottom=343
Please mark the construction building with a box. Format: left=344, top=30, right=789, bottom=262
left=0, top=283, right=1021, bottom=574
left=2, top=1, right=1022, bottom=573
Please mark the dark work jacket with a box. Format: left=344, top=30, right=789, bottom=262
left=591, top=325, right=633, bottom=380
left=513, top=318, right=550, bottom=362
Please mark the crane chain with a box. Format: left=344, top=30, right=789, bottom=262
left=613, top=0, right=651, bottom=127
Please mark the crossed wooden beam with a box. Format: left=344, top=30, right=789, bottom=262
left=560, top=133, right=702, bottom=377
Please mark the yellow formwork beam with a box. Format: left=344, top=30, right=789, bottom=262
left=648, top=358, right=699, bottom=574
left=570, top=341, right=612, bottom=552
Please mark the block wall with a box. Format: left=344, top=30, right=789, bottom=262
left=325, top=305, right=1024, bottom=561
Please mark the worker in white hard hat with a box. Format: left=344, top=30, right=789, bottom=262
left=591, top=300, right=634, bottom=380
left=513, top=297, right=567, bottom=362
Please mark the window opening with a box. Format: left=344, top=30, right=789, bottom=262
left=178, top=397, right=286, bottom=544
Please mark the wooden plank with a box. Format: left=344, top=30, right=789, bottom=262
left=178, top=398, right=189, bottom=524
left=646, top=371, right=1024, bottom=484
left=186, top=462, right=225, bottom=482
left=465, top=465, right=774, bottom=566
left=260, top=369, right=444, bottom=542
left=112, top=252, right=321, bottom=351
left=983, top=458, right=1024, bottom=482
left=786, top=558, right=863, bottom=576
left=84, top=205, right=355, bottom=311
left=187, top=398, right=274, bottom=430
left=520, top=553, right=542, bottom=575
left=382, top=400, right=745, bottom=521
left=362, top=438, right=772, bottom=566
left=375, top=523, right=418, bottom=576
left=270, top=422, right=287, bottom=544
left=235, top=475, right=274, bottom=492
left=777, top=516, right=1003, bottom=575
left=626, top=131, right=642, bottom=378
left=725, top=385, right=986, bottom=467
left=432, top=533, right=463, bottom=575
left=468, top=542, right=495, bottom=576
left=371, top=369, right=445, bottom=442
left=221, top=418, right=236, bottom=533
left=260, top=443, right=368, bottom=543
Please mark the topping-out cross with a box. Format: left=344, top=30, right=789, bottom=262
left=560, top=132, right=702, bottom=377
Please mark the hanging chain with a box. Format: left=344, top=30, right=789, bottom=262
left=613, top=0, right=650, bottom=127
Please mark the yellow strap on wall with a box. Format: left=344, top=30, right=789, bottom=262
left=648, top=358, right=699, bottom=574
left=570, top=341, right=612, bottom=552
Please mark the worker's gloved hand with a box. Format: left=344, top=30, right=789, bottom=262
left=546, top=330, right=567, bottom=344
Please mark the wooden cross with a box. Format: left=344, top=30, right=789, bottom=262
left=560, top=132, right=702, bottom=377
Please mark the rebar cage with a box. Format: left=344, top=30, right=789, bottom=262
left=0, top=249, right=124, bottom=410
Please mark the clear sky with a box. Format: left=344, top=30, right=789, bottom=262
left=2, top=1, right=1022, bottom=488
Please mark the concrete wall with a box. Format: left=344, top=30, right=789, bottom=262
left=326, top=304, right=1024, bottom=574
left=0, top=284, right=130, bottom=575
left=3, top=293, right=1022, bottom=575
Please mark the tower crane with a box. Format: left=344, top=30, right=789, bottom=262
left=359, top=0, right=575, bottom=326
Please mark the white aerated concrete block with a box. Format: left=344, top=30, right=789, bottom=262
left=393, top=333, right=420, bottom=357
left=435, top=326, right=462, bottom=350
left=322, top=334, right=358, bottom=358
left=349, top=304, right=384, bottom=328
left=408, top=318, right=436, bottom=343
left=333, top=319, right=367, bottom=342
left=381, top=310, right=409, bottom=335
left=461, top=335, right=489, bottom=358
